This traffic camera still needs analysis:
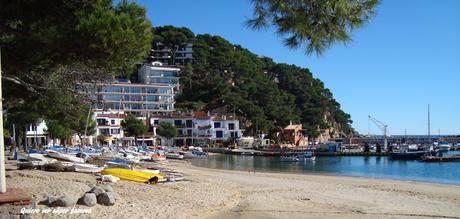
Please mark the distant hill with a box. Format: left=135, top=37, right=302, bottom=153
left=152, top=26, right=355, bottom=140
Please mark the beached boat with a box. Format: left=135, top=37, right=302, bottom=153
left=151, top=154, right=167, bottom=161
left=104, top=159, right=134, bottom=169
left=73, top=163, right=105, bottom=173
left=101, top=168, right=164, bottom=184
left=45, top=150, right=85, bottom=163
left=165, top=152, right=184, bottom=160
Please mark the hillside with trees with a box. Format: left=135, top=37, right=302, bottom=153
left=153, top=26, right=355, bottom=140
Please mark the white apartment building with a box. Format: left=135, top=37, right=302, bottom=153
left=149, top=112, right=243, bottom=146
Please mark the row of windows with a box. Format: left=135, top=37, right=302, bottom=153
left=98, top=86, right=173, bottom=94
left=99, top=128, right=120, bottom=135
left=97, top=103, right=173, bottom=111
left=99, top=94, right=173, bottom=102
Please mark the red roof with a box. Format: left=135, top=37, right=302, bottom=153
left=193, top=111, right=209, bottom=119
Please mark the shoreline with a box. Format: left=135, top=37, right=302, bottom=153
left=190, top=160, right=460, bottom=186
left=3, top=159, right=460, bottom=218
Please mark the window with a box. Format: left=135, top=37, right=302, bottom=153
left=214, top=122, right=221, bottom=128
left=111, top=120, right=115, bottom=125
left=186, top=120, right=193, bottom=128
left=111, top=129, right=120, bottom=134
left=153, top=119, right=159, bottom=125
left=174, top=120, right=182, bottom=126
left=228, top=123, right=235, bottom=130
left=216, top=131, right=223, bottom=138
left=97, top=119, right=107, bottom=126
left=100, top=129, right=110, bottom=135
left=231, top=132, right=239, bottom=138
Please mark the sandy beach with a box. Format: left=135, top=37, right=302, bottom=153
left=2, top=159, right=460, bottom=219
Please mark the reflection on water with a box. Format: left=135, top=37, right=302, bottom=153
left=191, top=153, right=460, bottom=184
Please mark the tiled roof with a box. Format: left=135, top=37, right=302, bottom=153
left=284, top=124, right=302, bottom=130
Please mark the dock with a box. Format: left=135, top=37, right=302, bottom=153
left=421, top=155, right=460, bottom=162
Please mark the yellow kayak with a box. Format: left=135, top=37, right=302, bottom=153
left=101, top=168, right=164, bottom=184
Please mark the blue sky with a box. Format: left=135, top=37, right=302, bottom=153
left=137, top=0, right=460, bottom=135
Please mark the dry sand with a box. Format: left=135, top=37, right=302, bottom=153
left=1, top=159, right=460, bottom=219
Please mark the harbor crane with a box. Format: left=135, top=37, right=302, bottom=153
left=368, top=115, right=389, bottom=151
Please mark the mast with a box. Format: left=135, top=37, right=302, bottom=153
left=428, top=104, right=431, bottom=145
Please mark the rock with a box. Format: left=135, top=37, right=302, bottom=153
left=52, top=196, right=77, bottom=207
left=78, top=193, right=97, bottom=207
left=88, top=186, right=105, bottom=196
left=98, top=184, right=114, bottom=193
left=97, top=192, right=116, bottom=206
left=39, top=196, right=56, bottom=206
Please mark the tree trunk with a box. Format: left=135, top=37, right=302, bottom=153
left=24, top=125, right=28, bottom=152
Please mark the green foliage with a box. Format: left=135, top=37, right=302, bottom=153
left=156, top=122, right=177, bottom=139
left=121, top=114, right=148, bottom=138
left=247, top=0, right=379, bottom=55
left=45, top=120, right=73, bottom=142
left=159, top=26, right=354, bottom=138
left=1, top=0, right=153, bottom=133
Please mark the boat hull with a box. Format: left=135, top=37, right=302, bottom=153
left=389, top=151, right=427, bottom=160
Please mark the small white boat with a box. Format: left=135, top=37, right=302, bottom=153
left=28, top=153, right=57, bottom=165
left=165, top=152, right=184, bottom=160
left=438, top=142, right=451, bottom=152
left=280, top=156, right=300, bottom=162
left=73, top=163, right=104, bottom=173
left=46, top=150, right=85, bottom=163
left=105, top=161, right=131, bottom=169
left=303, top=151, right=316, bottom=161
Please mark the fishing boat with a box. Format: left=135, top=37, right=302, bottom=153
left=101, top=168, right=164, bottom=184
left=165, top=152, right=184, bottom=160
left=303, top=151, right=316, bottom=161
left=104, top=159, right=135, bottom=169
left=149, top=154, right=166, bottom=161
left=73, top=163, right=105, bottom=173
left=183, top=150, right=208, bottom=159
left=45, top=150, right=85, bottom=163
left=280, top=156, right=300, bottom=162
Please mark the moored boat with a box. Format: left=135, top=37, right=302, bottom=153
left=389, top=151, right=427, bottom=160
left=280, top=156, right=300, bottom=162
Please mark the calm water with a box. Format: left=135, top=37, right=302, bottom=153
left=191, top=153, right=460, bottom=185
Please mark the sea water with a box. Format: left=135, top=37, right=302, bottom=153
left=191, top=152, right=460, bottom=185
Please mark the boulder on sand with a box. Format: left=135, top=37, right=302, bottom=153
left=78, top=193, right=97, bottom=207
left=52, top=196, right=77, bottom=207
left=97, top=192, right=116, bottom=206
left=88, top=186, right=105, bottom=196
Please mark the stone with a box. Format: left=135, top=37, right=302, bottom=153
left=38, top=196, right=56, bottom=206
left=78, top=193, right=97, bottom=207
left=88, top=186, right=105, bottom=196
left=97, top=192, right=116, bottom=206
left=52, top=196, right=77, bottom=207
left=98, top=184, right=114, bottom=193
